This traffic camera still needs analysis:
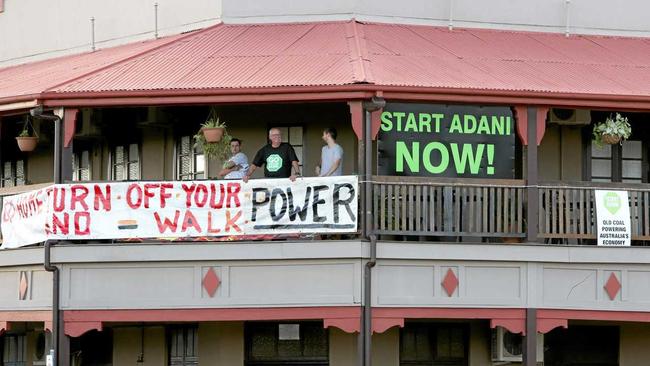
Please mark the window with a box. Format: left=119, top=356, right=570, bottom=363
left=400, top=323, right=468, bottom=366
left=169, top=326, right=198, bottom=366
left=176, top=136, right=205, bottom=180
left=622, top=140, right=643, bottom=183
left=2, top=334, right=26, bottom=366
left=1, top=160, right=25, bottom=187
left=245, top=322, right=328, bottom=366
left=111, top=144, right=140, bottom=181
left=272, top=126, right=304, bottom=167
left=70, top=329, right=112, bottom=366
left=72, top=150, right=91, bottom=182
left=544, top=325, right=618, bottom=366
left=590, top=143, right=613, bottom=182
left=590, top=140, right=644, bottom=183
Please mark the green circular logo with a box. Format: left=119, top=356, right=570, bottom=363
left=604, top=192, right=622, bottom=215
left=266, top=154, right=283, bottom=172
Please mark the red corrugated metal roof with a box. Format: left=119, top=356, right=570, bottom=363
left=53, top=22, right=359, bottom=93
left=1, top=20, right=650, bottom=108
left=0, top=33, right=185, bottom=103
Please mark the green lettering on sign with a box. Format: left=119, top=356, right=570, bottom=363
left=380, top=112, right=393, bottom=132
left=405, top=113, right=418, bottom=132
left=423, top=142, right=449, bottom=174
left=396, top=141, right=419, bottom=173
left=463, top=115, right=477, bottom=134
left=449, top=114, right=463, bottom=133
left=476, top=116, right=490, bottom=134
left=451, top=143, right=484, bottom=174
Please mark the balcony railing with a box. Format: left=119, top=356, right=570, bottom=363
left=372, top=177, right=650, bottom=245
left=539, top=181, right=650, bottom=243
left=372, top=176, right=526, bottom=239
left=4, top=178, right=650, bottom=246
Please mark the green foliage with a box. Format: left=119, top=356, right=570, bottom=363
left=194, top=108, right=231, bottom=160
left=593, top=113, right=631, bottom=146
left=200, top=107, right=227, bottom=129
left=17, top=128, right=31, bottom=137
left=194, top=131, right=232, bottom=161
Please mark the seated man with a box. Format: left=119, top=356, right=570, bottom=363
left=218, top=138, right=249, bottom=179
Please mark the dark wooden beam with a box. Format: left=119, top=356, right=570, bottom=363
left=527, top=107, right=539, bottom=242
left=523, top=308, right=538, bottom=366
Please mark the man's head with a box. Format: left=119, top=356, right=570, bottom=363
left=230, top=138, right=241, bottom=155
left=268, top=128, right=282, bottom=147
left=322, top=127, right=337, bottom=143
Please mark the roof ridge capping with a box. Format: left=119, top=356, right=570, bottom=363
left=346, top=19, right=374, bottom=84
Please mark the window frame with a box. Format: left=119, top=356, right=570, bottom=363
left=586, top=139, right=648, bottom=183
left=175, top=135, right=206, bottom=181
left=245, top=321, right=329, bottom=366
left=1, top=160, right=26, bottom=188
left=1, top=333, right=27, bottom=366
left=72, top=150, right=92, bottom=182
left=109, top=143, right=141, bottom=181
left=399, top=322, right=469, bottom=366
left=168, top=325, right=198, bottom=366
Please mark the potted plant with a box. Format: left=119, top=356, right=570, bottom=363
left=593, top=113, right=631, bottom=146
left=194, top=123, right=232, bottom=161
left=15, top=121, right=39, bottom=152
left=200, top=108, right=227, bottom=143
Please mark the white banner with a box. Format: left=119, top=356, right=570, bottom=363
left=595, top=190, right=631, bottom=246
left=1, top=187, right=51, bottom=248
left=1, top=176, right=358, bottom=249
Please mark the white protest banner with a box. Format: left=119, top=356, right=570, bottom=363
left=595, top=190, right=630, bottom=246
left=0, top=176, right=358, bottom=248
left=1, top=187, right=51, bottom=249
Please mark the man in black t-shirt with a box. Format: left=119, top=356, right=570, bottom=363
left=243, top=128, right=301, bottom=182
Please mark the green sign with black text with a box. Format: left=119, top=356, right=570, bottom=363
left=378, top=103, right=515, bottom=178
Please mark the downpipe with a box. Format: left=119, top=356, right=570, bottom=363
left=361, top=97, right=384, bottom=366
left=363, top=234, right=377, bottom=366
left=44, top=241, right=59, bottom=366
left=33, top=106, right=63, bottom=365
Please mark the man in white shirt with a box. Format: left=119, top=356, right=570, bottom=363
left=218, top=138, right=249, bottom=179
left=316, top=127, right=343, bottom=177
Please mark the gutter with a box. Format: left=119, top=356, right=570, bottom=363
left=33, top=84, right=650, bottom=111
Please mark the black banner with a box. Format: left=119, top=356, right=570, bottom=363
left=378, top=103, right=515, bottom=178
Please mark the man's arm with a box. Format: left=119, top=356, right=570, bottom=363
left=316, top=150, right=323, bottom=176
left=242, top=164, right=258, bottom=183
left=244, top=150, right=264, bottom=182
left=289, top=160, right=301, bottom=182
left=217, top=158, right=238, bottom=178
left=223, top=160, right=237, bottom=169
left=322, top=158, right=341, bottom=176
left=217, top=164, right=241, bottom=179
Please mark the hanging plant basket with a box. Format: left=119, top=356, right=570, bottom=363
left=194, top=108, right=231, bottom=160
left=600, top=134, right=621, bottom=145
left=593, top=113, right=631, bottom=147
left=202, top=126, right=225, bottom=143
left=16, top=136, right=39, bottom=152
left=16, top=116, right=39, bottom=152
